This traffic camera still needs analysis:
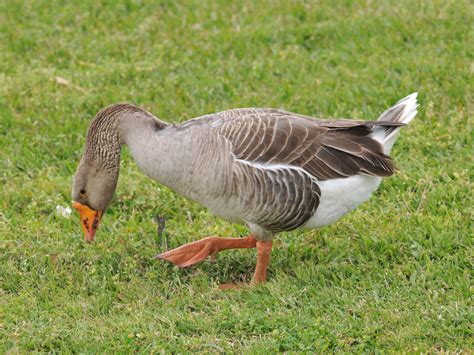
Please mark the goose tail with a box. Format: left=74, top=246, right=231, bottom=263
left=373, top=92, right=419, bottom=154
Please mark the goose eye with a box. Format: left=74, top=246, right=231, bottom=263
left=79, top=189, right=86, bottom=197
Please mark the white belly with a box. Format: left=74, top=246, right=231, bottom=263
left=304, top=175, right=382, bottom=229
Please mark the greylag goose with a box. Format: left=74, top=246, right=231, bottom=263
left=72, top=93, right=418, bottom=285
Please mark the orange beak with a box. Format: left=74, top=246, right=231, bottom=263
left=72, top=202, right=103, bottom=243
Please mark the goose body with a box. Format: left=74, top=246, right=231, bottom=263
left=72, top=93, right=418, bottom=284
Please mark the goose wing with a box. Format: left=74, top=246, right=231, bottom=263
left=213, top=108, right=400, bottom=180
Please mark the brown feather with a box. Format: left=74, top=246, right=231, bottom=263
left=216, top=108, right=396, bottom=180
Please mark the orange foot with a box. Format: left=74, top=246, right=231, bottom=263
left=156, top=235, right=257, bottom=268
left=156, top=236, right=273, bottom=286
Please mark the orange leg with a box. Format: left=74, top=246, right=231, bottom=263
left=219, top=239, right=273, bottom=289
left=252, top=240, right=273, bottom=284
left=156, top=235, right=257, bottom=268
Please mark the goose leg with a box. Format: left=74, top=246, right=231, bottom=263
left=252, top=240, right=273, bottom=284
left=219, top=239, right=273, bottom=289
left=156, top=235, right=257, bottom=268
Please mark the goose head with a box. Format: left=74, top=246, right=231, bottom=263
left=71, top=105, right=125, bottom=242
left=72, top=158, right=118, bottom=242
left=71, top=103, right=166, bottom=242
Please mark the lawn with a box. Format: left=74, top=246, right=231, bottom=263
left=0, top=0, right=472, bottom=352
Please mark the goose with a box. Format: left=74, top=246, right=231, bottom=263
left=72, top=93, right=418, bottom=285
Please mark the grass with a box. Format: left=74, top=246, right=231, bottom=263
left=0, top=0, right=472, bottom=352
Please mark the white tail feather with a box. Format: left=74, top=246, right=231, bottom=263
left=372, top=93, right=419, bottom=154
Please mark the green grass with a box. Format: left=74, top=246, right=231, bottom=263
left=0, top=0, right=472, bottom=352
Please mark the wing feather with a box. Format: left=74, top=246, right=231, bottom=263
left=214, top=108, right=396, bottom=180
